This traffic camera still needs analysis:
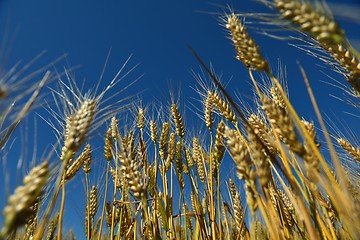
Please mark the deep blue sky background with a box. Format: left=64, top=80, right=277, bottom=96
left=1, top=0, right=359, bottom=237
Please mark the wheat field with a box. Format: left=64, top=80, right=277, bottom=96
left=0, top=0, right=359, bottom=239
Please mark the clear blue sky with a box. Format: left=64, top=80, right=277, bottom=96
left=1, top=0, right=359, bottom=237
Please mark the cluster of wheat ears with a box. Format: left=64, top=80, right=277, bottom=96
left=1, top=0, right=359, bottom=239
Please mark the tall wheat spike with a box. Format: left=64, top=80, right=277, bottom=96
left=225, top=13, right=269, bottom=71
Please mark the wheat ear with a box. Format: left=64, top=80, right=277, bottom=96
left=274, top=0, right=344, bottom=44
left=225, top=13, right=269, bottom=71
left=1, top=161, right=48, bottom=237
left=337, top=138, right=360, bottom=162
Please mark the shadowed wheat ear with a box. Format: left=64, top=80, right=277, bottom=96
left=147, top=165, right=156, bottom=196
left=159, top=122, right=170, bottom=160
left=204, top=92, right=214, bottom=130
left=165, top=132, right=175, bottom=172
left=212, top=120, right=225, bottom=180
left=1, top=161, right=48, bottom=237
left=175, top=141, right=185, bottom=189
left=213, top=121, right=226, bottom=168
left=225, top=13, right=269, bottom=71
left=171, top=103, right=185, bottom=139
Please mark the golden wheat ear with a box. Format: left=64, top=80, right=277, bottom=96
left=337, top=138, right=360, bottom=162
left=1, top=161, right=49, bottom=237
left=274, top=0, right=345, bottom=44
left=120, top=133, right=146, bottom=199
left=266, top=0, right=360, bottom=95
left=225, top=13, right=269, bottom=71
